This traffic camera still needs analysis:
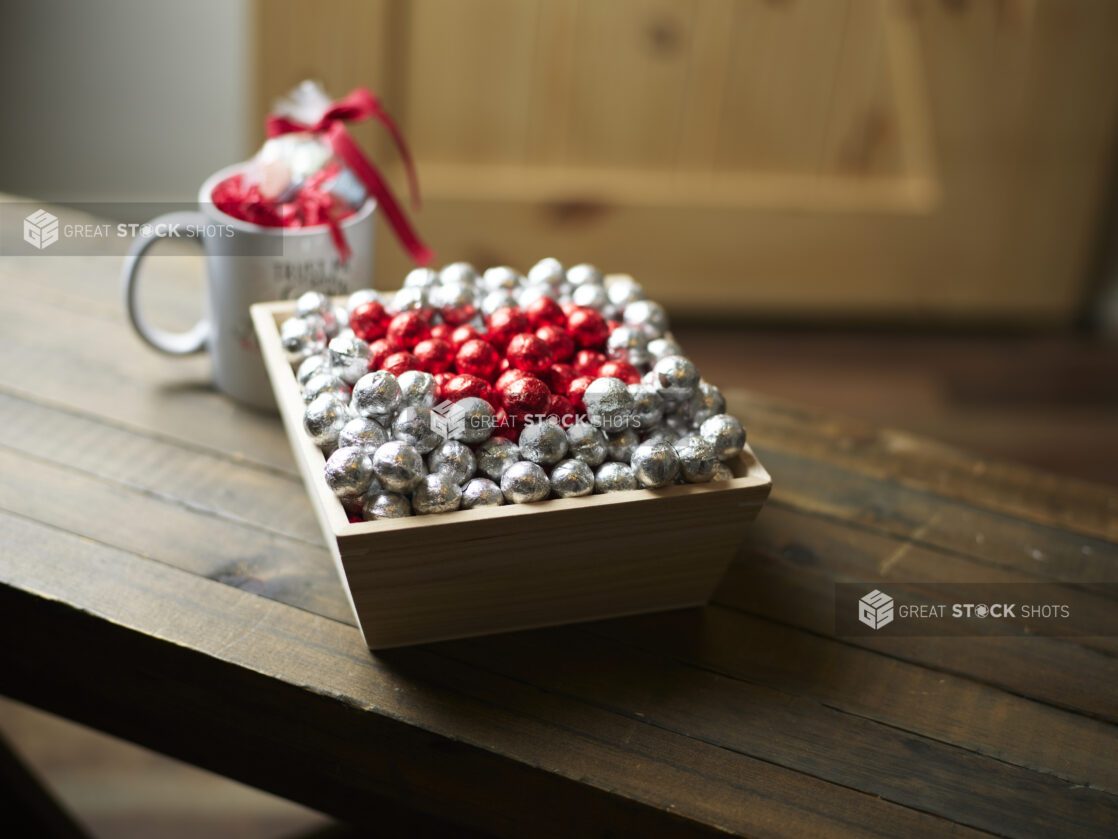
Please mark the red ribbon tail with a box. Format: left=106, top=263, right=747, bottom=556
left=325, top=122, right=434, bottom=266
left=327, top=216, right=352, bottom=265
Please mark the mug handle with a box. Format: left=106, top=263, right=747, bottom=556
left=121, top=211, right=210, bottom=355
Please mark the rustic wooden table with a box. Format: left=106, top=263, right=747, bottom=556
left=1, top=222, right=1116, bottom=838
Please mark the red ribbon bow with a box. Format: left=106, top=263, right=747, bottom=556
left=267, top=87, right=434, bottom=266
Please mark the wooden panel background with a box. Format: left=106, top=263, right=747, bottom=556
left=252, top=0, right=1118, bottom=322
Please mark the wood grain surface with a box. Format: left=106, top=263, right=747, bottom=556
left=0, top=207, right=1116, bottom=837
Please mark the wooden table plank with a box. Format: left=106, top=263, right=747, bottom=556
left=0, top=510, right=997, bottom=839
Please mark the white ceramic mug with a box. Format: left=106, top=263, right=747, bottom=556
left=122, top=163, right=375, bottom=411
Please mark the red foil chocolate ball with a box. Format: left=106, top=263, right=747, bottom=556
left=429, top=322, right=455, bottom=342
left=450, top=324, right=484, bottom=350
left=349, top=300, right=390, bottom=342
left=382, top=351, right=419, bottom=377
left=442, top=373, right=497, bottom=408
left=598, top=360, right=641, bottom=384
left=568, top=375, right=595, bottom=413
left=494, top=367, right=531, bottom=394
left=386, top=310, right=431, bottom=350
left=525, top=296, right=567, bottom=330
left=413, top=338, right=455, bottom=374
left=543, top=362, right=575, bottom=397
left=573, top=349, right=607, bottom=378
left=566, top=306, right=609, bottom=349
left=501, top=375, right=551, bottom=418
left=367, top=338, right=396, bottom=371
left=433, top=371, right=456, bottom=399
left=506, top=333, right=553, bottom=375
left=455, top=338, right=501, bottom=382
left=486, top=306, right=530, bottom=351
left=536, top=323, right=575, bottom=362
left=547, top=394, right=576, bottom=427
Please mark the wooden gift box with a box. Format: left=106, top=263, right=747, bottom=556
left=252, top=294, right=772, bottom=649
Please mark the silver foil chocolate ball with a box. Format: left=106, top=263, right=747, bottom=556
left=303, top=371, right=350, bottom=404
left=647, top=336, right=684, bottom=362
left=461, top=477, right=504, bottom=508
left=606, top=326, right=649, bottom=366
left=700, top=413, right=746, bottom=461
left=528, top=257, right=565, bottom=288
left=434, top=281, right=477, bottom=315
left=452, top=396, right=495, bottom=444
left=338, top=416, right=389, bottom=451
left=630, top=439, right=680, bottom=488
left=606, top=277, right=645, bottom=308
left=345, top=288, right=380, bottom=314
left=572, top=283, right=609, bottom=311
left=689, top=382, right=727, bottom=425
left=404, top=267, right=439, bottom=288
left=440, top=261, right=479, bottom=287
left=594, top=462, right=637, bottom=493
left=352, top=370, right=402, bottom=420
left=303, top=393, right=348, bottom=450
left=295, top=290, right=331, bottom=319
left=397, top=370, right=437, bottom=409
left=281, top=316, right=326, bottom=364
left=428, top=439, right=476, bottom=485
left=623, top=300, right=669, bottom=337
left=606, top=428, right=639, bottom=463
left=412, top=471, right=463, bottom=514
left=566, top=263, right=603, bottom=287
left=628, top=383, right=664, bottom=431
left=476, top=437, right=520, bottom=481
left=518, top=421, right=569, bottom=465
left=583, top=377, right=635, bottom=434
left=652, top=355, right=700, bottom=401
left=565, top=421, right=608, bottom=467
left=371, top=441, right=426, bottom=493
left=675, top=434, right=717, bottom=483
left=393, top=286, right=429, bottom=312
left=482, top=289, right=518, bottom=316
left=500, top=461, right=551, bottom=504
left=328, top=334, right=372, bottom=384
left=393, top=406, right=440, bottom=454
left=517, top=283, right=557, bottom=308
left=711, top=462, right=734, bottom=482
left=482, top=266, right=522, bottom=290
left=550, top=459, right=595, bottom=498
left=323, top=445, right=375, bottom=499
left=362, top=492, right=412, bottom=520
left=296, top=353, right=332, bottom=386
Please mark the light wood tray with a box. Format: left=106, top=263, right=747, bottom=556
left=252, top=296, right=772, bottom=648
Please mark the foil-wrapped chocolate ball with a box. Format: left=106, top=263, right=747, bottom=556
left=641, top=428, right=675, bottom=446
left=371, top=441, right=426, bottom=493
left=594, top=462, right=637, bottom=493
left=303, top=371, right=350, bottom=404
left=404, top=267, right=439, bottom=288
left=606, top=277, right=645, bottom=308
left=518, top=421, right=569, bottom=465
left=392, top=406, right=440, bottom=454
left=550, top=459, right=595, bottom=498
left=675, top=434, right=717, bottom=483
left=412, top=471, right=463, bottom=514
left=281, top=316, right=326, bottom=364
left=652, top=355, right=700, bottom=401
left=295, top=290, right=331, bottom=319
left=397, top=369, right=437, bottom=408
left=428, top=439, right=476, bottom=485
left=565, top=421, right=608, bottom=466
left=434, top=282, right=477, bottom=323
left=583, top=377, right=635, bottom=434
left=362, top=492, right=412, bottom=520
left=700, top=413, right=746, bottom=461
left=393, top=286, right=429, bottom=312
left=528, top=257, right=565, bottom=289
left=623, top=300, right=669, bottom=337
left=606, top=427, right=639, bottom=463
left=663, top=408, right=692, bottom=438
left=606, top=326, right=649, bottom=367
left=296, top=353, right=331, bottom=386
left=566, top=263, right=604, bottom=287
left=328, top=334, right=372, bottom=385
left=482, top=289, right=518, bottom=316
left=346, top=288, right=380, bottom=314
left=352, top=370, right=402, bottom=420
left=440, top=261, right=479, bottom=288
left=689, top=382, right=727, bottom=425
left=517, top=283, right=557, bottom=309
left=711, top=462, right=734, bottom=482
left=338, top=416, right=389, bottom=450
left=323, top=445, right=375, bottom=499
left=461, top=477, right=504, bottom=508
left=453, top=396, right=495, bottom=444
left=647, top=336, right=684, bottom=361
left=303, top=393, right=348, bottom=450
left=482, top=266, right=522, bottom=290
left=500, top=461, right=551, bottom=503
left=628, top=383, right=664, bottom=431
left=572, top=283, right=609, bottom=312
left=476, top=437, right=520, bottom=480
left=630, top=439, right=680, bottom=488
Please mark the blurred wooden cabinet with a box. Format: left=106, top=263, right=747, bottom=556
left=254, top=0, right=1118, bottom=322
